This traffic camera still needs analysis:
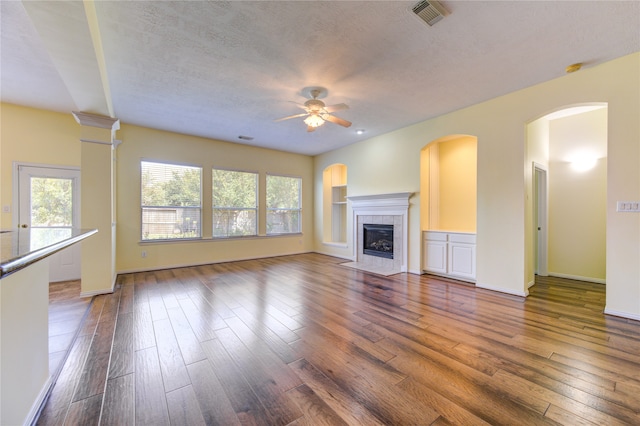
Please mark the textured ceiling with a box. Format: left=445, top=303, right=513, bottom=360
left=1, top=1, right=639, bottom=155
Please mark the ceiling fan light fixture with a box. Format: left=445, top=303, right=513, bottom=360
left=304, top=114, right=325, bottom=128
left=275, top=86, right=351, bottom=130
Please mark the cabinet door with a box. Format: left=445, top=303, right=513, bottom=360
left=448, top=242, right=476, bottom=281
left=424, top=240, right=448, bottom=274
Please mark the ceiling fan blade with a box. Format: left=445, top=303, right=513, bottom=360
left=274, top=112, right=309, bottom=122
left=322, top=114, right=352, bottom=128
left=324, top=103, right=349, bottom=113
left=290, top=101, right=309, bottom=110
left=307, top=125, right=317, bottom=132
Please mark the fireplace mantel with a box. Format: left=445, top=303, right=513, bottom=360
left=344, top=192, right=413, bottom=275
left=347, top=192, right=412, bottom=210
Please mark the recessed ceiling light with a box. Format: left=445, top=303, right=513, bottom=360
left=355, top=129, right=365, bottom=135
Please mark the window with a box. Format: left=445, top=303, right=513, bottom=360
left=30, top=177, right=73, bottom=227
left=212, top=169, right=257, bottom=237
left=141, top=161, right=202, bottom=240
left=266, top=174, right=301, bottom=235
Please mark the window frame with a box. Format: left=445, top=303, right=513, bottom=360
left=266, top=173, right=302, bottom=236
left=140, top=159, right=203, bottom=241
left=212, top=167, right=259, bottom=238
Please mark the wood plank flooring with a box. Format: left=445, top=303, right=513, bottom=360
left=48, top=280, right=93, bottom=377
left=37, top=254, right=640, bottom=425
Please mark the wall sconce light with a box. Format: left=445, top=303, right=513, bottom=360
left=570, top=152, right=597, bottom=172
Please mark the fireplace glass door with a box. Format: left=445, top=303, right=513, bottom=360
left=363, top=224, right=394, bottom=259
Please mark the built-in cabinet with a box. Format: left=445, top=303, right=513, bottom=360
left=423, top=231, right=476, bottom=282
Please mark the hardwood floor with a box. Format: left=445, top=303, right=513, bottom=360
left=37, top=254, right=640, bottom=425
left=48, top=280, right=93, bottom=378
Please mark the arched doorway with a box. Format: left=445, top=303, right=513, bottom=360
left=525, top=104, right=608, bottom=293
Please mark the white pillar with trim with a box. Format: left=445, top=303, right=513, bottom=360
left=72, top=111, right=120, bottom=296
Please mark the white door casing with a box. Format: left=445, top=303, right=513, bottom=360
left=533, top=163, right=548, bottom=277
left=15, top=163, right=81, bottom=282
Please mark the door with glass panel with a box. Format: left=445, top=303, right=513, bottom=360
left=18, top=165, right=81, bottom=282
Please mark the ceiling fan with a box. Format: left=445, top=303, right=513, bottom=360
left=275, top=86, right=352, bottom=132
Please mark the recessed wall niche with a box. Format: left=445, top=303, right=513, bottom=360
left=322, top=164, right=347, bottom=244
left=420, top=135, right=477, bottom=233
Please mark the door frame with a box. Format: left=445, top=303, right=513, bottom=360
left=533, top=162, right=548, bottom=277
left=13, top=161, right=81, bottom=282
left=12, top=162, right=81, bottom=226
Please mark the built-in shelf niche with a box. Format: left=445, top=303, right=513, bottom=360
left=420, top=135, right=477, bottom=278
left=420, top=135, right=477, bottom=233
left=323, top=164, right=347, bottom=244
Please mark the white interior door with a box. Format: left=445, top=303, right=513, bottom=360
left=17, top=165, right=81, bottom=282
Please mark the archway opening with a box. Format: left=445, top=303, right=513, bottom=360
left=525, top=104, right=608, bottom=293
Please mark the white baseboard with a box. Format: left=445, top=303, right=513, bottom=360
left=476, top=281, right=528, bottom=297
left=527, top=280, right=535, bottom=288
left=79, top=273, right=117, bottom=298
left=422, top=271, right=476, bottom=285
left=80, top=288, right=114, bottom=298
left=548, top=272, right=605, bottom=284
left=116, top=250, right=313, bottom=275
left=604, top=307, right=640, bottom=322
left=26, top=375, right=53, bottom=426
left=312, top=249, right=353, bottom=262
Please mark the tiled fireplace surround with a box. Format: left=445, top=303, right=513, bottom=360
left=344, top=192, right=412, bottom=276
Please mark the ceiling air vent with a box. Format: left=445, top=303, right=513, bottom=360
left=411, top=0, right=449, bottom=26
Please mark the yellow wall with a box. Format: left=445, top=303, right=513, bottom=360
left=549, top=158, right=607, bottom=280
left=419, top=146, right=431, bottom=230
left=315, top=53, right=640, bottom=319
left=1, top=104, right=315, bottom=275
left=115, top=123, right=315, bottom=272
left=1, top=104, right=81, bottom=228
left=548, top=108, right=607, bottom=282
left=419, top=135, right=477, bottom=232
left=437, top=136, right=477, bottom=232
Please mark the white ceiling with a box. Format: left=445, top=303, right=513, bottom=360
left=2, top=1, right=639, bottom=156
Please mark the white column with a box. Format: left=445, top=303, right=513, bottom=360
left=72, top=111, right=120, bottom=296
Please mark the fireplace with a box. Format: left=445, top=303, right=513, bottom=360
left=345, top=192, right=412, bottom=275
left=363, top=224, right=394, bottom=259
